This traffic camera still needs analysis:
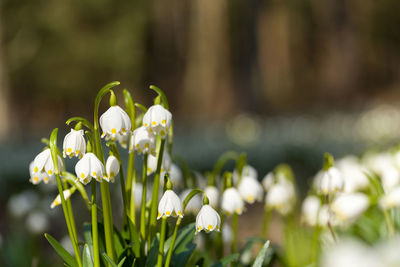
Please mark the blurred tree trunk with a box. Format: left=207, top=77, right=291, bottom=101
left=181, top=0, right=234, bottom=119
left=0, top=4, right=10, bottom=141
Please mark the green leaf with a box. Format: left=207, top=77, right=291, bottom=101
left=211, top=253, right=239, bottom=267
left=82, top=244, right=94, bottom=267
left=145, top=234, right=160, bottom=267
left=117, top=257, right=127, bottom=267
left=253, top=241, right=270, bottom=267
left=45, top=233, right=78, bottom=267
left=102, top=252, right=118, bottom=267
left=164, top=223, right=196, bottom=266
left=113, top=225, right=126, bottom=259
left=123, top=89, right=135, bottom=131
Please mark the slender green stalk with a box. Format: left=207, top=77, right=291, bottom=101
left=311, top=226, right=321, bottom=264
left=110, top=144, right=128, bottom=219
left=164, top=218, right=181, bottom=267
left=156, top=218, right=167, bottom=267
left=383, top=209, right=395, bottom=237
left=216, top=213, right=225, bottom=259
left=262, top=208, right=271, bottom=238
left=91, top=182, right=100, bottom=267
left=232, top=213, right=238, bottom=254
left=62, top=180, right=78, bottom=246
left=140, top=154, right=149, bottom=250
left=126, top=152, right=136, bottom=224
left=148, top=139, right=166, bottom=242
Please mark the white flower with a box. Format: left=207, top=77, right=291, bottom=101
left=331, top=193, right=369, bottom=224
left=221, top=188, right=244, bottom=215
left=196, top=204, right=221, bottom=233
left=143, top=104, right=172, bottom=138
left=204, top=186, right=219, bottom=208
left=116, top=133, right=129, bottom=149
left=147, top=151, right=172, bottom=175
left=75, top=153, right=105, bottom=184
left=26, top=211, right=49, bottom=234
left=379, top=186, right=400, bottom=209
left=157, top=190, right=183, bottom=219
left=62, top=129, right=86, bottom=159
left=29, top=161, right=54, bottom=184
left=50, top=188, right=75, bottom=209
left=222, top=223, right=233, bottom=244
left=32, top=148, right=63, bottom=177
left=161, top=163, right=183, bottom=189
left=265, top=180, right=296, bottom=215
left=180, top=189, right=202, bottom=214
left=130, top=126, right=156, bottom=155
left=262, top=172, right=275, bottom=191
left=238, top=176, right=264, bottom=204
left=233, top=165, right=258, bottom=183
left=380, top=167, right=400, bottom=193
left=7, top=190, right=39, bottom=218
left=317, top=167, right=344, bottom=195
left=336, top=157, right=369, bottom=193
left=104, top=155, right=120, bottom=182
left=100, top=105, right=131, bottom=140
left=301, top=195, right=321, bottom=226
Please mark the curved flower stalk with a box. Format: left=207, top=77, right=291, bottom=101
left=238, top=175, right=264, bottom=204
left=75, top=153, right=105, bottom=185
left=104, top=155, right=120, bottom=183
left=143, top=104, right=172, bottom=139
left=180, top=189, right=203, bottom=214
left=63, top=128, right=86, bottom=159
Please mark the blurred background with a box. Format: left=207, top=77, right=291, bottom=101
left=0, top=0, right=400, bottom=265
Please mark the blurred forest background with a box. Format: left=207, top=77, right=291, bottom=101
left=0, top=0, right=400, bottom=265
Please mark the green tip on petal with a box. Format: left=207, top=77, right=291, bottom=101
left=323, top=152, right=334, bottom=171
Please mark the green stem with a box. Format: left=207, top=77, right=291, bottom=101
left=156, top=218, right=167, bottom=267
left=164, top=217, right=181, bottom=267
left=148, top=139, right=166, bottom=243
left=140, top=154, right=149, bottom=252
left=383, top=209, right=395, bottom=238
left=92, top=182, right=100, bottom=267
left=262, top=208, right=271, bottom=238
left=232, top=213, right=238, bottom=254
left=311, top=226, right=321, bottom=264
left=110, top=144, right=128, bottom=220
left=65, top=184, right=78, bottom=246
left=126, top=151, right=136, bottom=224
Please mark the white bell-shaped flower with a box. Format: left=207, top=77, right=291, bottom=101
left=29, top=162, right=54, bottom=184
left=157, top=190, right=183, bottom=219
left=130, top=126, right=156, bottom=155
left=143, top=104, right=172, bottom=138
left=104, top=155, right=120, bottom=182
left=32, top=148, right=63, bottom=177
left=75, top=153, right=105, bottom=185
left=265, top=180, right=296, bottom=216
left=50, top=188, right=75, bottom=208
left=233, top=165, right=258, bottom=184
left=336, top=157, right=369, bottom=193
left=204, top=186, right=219, bottom=208
left=221, top=188, right=244, bottom=215
left=301, top=195, right=321, bottom=226
left=63, top=129, right=86, bottom=159
left=331, top=193, right=369, bottom=224
left=180, top=189, right=202, bottom=214
left=379, top=186, right=400, bottom=210
left=317, top=167, right=344, bottom=195
left=147, top=151, right=172, bottom=175
left=100, top=105, right=131, bottom=140
left=196, top=204, right=221, bottom=233
left=238, top=176, right=264, bottom=204
left=262, top=172, right=275, bottom=191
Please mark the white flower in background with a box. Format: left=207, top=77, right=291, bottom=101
left=222, top=223, right=233, bottom=244
left=75, top=153, right=105, bottom=185
left=62, top=129, right=86, bottom=159
left=233, top=164, right=258, bottom=183
left=318, top=205, right=333, bottom=227
left=238, top=176, right=264, bottom=204
left=157, top=190, right=183, bottom=219
left=316, top=167, right=344, bottom=195
left=26, top=210, right=49, bottom=234
left=50, top=188, right=75, bottom=209
left=379, top=186, right=400, bottom=209
left=133, top=183, right=152, bottom=210
left=376, top=236, right=400, bottom=266
left=160, top=163, right=183, bottom=189
left=331, top=193, right=369, bottom=224
left=147, top=151, right=172, bottom=175
left=380, top=167, right=400, bottom=193
left=143, top=104, right=172, bottom=138
left=301, top=195, right=321, bottom=226
left=32, top=148, right=63, bottom=177
left=180, top=189, right=202, bottom=214
left=321, top=238, right=384, bottom=267
left=262, top=172, right=275, bottom=191
left=116, top=132, right=129, bottom=149
left=265, top=180, right=296, bottom=216
left=104, top=155, right=120, bottom=182
left=130, top=126, right=156, bottom=155
left=204, top=186, right=219, bottom=208
left=29, top=162, right=54, bottom=184
left=195, top=204, right=221, bottom=233
left=336, top=156, right=369, bottom=193
left=100, top=105, right=131, bottom=140
left=7, top=190, right=39, bottom=218
left=221, top=188, right=244, bottom=215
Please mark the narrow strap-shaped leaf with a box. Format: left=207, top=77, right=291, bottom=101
left=82, top=244, right=94, bottom=267
left=45, top=233, right=78, bottom=267
left=117, top=257, right=126, bottom=267
left=211, top=253, right=239, bottom=267
left=102, top=252, right=118, bottom=267
left=252, top=240, right=270, bottom=267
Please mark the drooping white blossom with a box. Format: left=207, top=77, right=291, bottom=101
left=316, top=167, right=344, bottom=195
left=379, top=186, right=400, bottom=210
left=221, top=188, right=244, bottom=215
left=336, top=156, right=369, bottom=193
left=204, top=186, right=220, bottom=208
left=143, top=104, right=172, bottom=138
left=233, top=165, right=258, bottom=183
left=104, top=155, right=120, bottom=182
left=32, top=148, right=63, bottom=178
left=100, top=105, right=131, bottom=141
left=301, top=195, right=321, bottom=226
left=195, top=204, right=221, bottom=233
left=147, top=151, right=172, bottom=175
left=238, top=176, right=264, bottom=204
left=29, top=161, right=54, bottom=184
left=63, top=129, right=86, bottom=159
left=331, top=193, right=369, bottom=224
left=157, top=190, right=183, bottom=219
left=130, top=126, right=156, bottom=155
left=265, top=180, right=296, bottom=216
left=75, top=153, right=105, bottom=185
left=50, top=188, right=75, bottom=209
